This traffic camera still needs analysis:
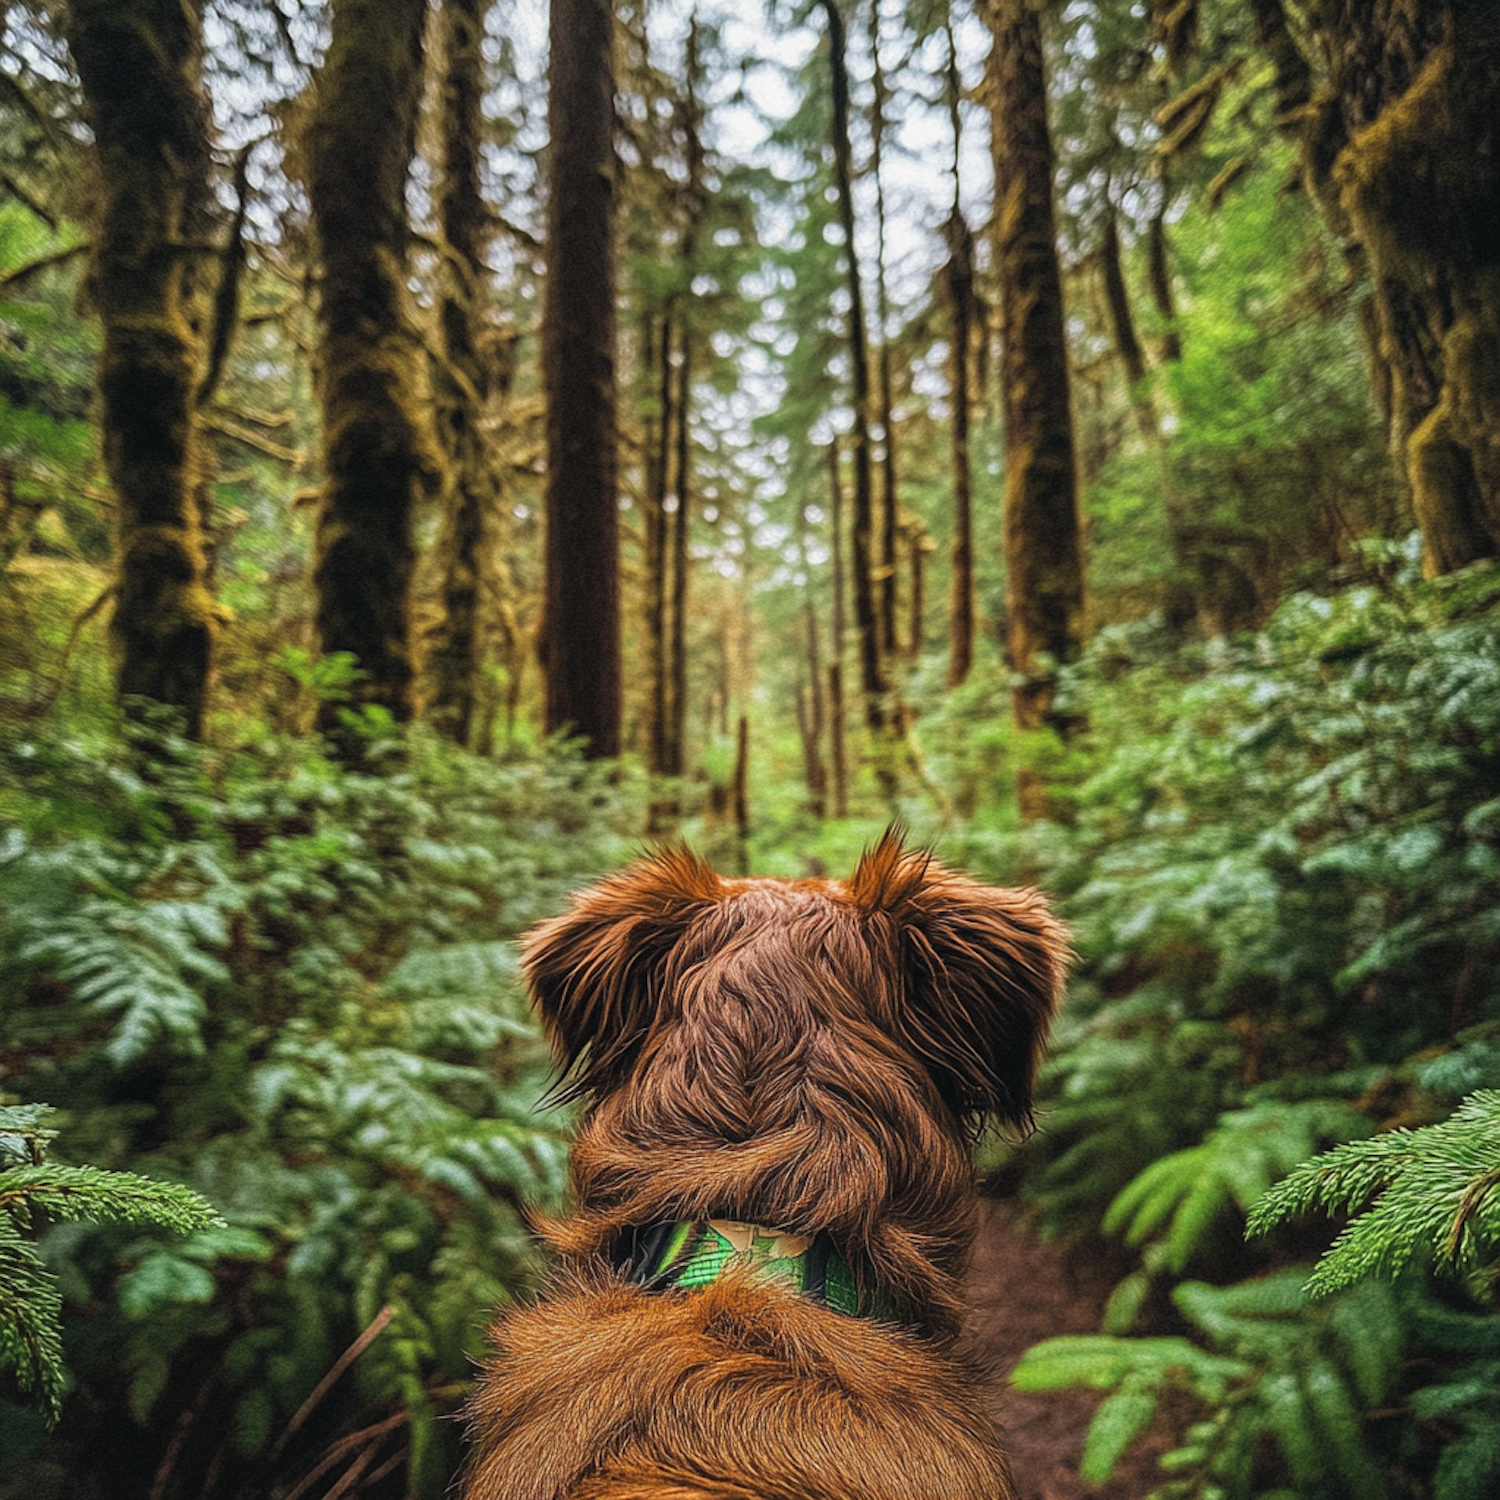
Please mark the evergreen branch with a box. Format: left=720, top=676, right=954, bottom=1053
left=1248, top=1091, right=1500, bottom=1295
left=0, top=1164, right=224, bottom=1233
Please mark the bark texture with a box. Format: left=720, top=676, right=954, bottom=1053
left=542, top=0, right=622, bottom=755
left=305, top=0, right=436, bottom=747
left=823, top=0, right=889, bottom=736
left=827, top=440, right=849, bottom=819
left=66, top=0, right=218, bottom=735
left=943, top=22, right=976, bottom=689
left=428, top=0, right=503, bottom=747
left=982, top=0, right=1087, bottom=805
left=1300, top=0, right=1500, bottom=575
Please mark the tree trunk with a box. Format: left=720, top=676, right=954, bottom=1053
left=1099, top=203, right=1201, bottom=630
left=943, top=20, right=975, bottom=689
left=795, top=495, right=828, bottom=816
left=908, top=522, right=930, bottom=662
left=982, top=0, right=1087, bottom=817
left=1299, top=0, right=1500, bottom=574
left=731, top=711, right=750, bottom=873
left=428, top=0, right=500, bottom=748
left=822, top=0, right=889, bottom=736
left=304, top=0, right=435, bottom=752
left=868, top=0, right=899, bottom=663
left=826, top=440, right=849, bottom=819
left=542, top=0, right=621, bottom=755
left=66, top=0, right=218, bottom=736
left=644, top=311, right=674, bottom=777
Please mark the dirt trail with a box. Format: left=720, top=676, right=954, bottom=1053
left=966, top=1201, right=1164, bottom=1500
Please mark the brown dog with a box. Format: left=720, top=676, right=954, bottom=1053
left=463, top=830, right=1068, bottom=1500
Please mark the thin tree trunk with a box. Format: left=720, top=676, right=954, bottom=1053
left=305, top=0, right=435, bottom=752
left=1146, top=181, right=1182, bottom=363
left=868, top=0, right=899, bottom=662
left=428, top=0, right=499, bottom=747
left=645, top=310, right=674, bottom=777
left=731, top=711, right=750, bottom=873
left=542, top=0, right=621, bottom=755
left=907, top=521, right=929, bottom=661
left=666, top=321, right=691, bottom=778
left=826, top=440, right=849, bottom=819
left=942, top=18, right=975, bottom=689
left=66, top=0, right=218, bottom=736
left=822, top=0, right=888, bottom=736
left=795, top=494, right=827, bottom=816
left=1099, top=202, right=1199, bottom=629
left=982, top=0, right=1087, bottom=818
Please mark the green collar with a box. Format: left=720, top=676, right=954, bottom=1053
left=630, top=1218, right=892, bottom=1320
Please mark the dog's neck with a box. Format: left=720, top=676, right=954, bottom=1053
left=619, top=1218, right=897, bottom=1319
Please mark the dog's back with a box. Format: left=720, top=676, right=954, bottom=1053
left=464, top=832, right=1068, bottom=1500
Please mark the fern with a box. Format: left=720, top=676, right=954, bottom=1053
left=1013, top=1270, right=1402, bottom=1498
left=1105, top=1098, right=1374, bottom=1271
left=0, top=1104, right=222, bottom=1422
left=1247, top=1090, right=1500, bottom=1297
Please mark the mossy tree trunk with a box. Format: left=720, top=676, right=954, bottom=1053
left=428, top=0, right=504, bottom=749
left=541, top=0, right=621, bottom=756
left=66, top=0, right=218, bottom=737
left=981, top=0, right=1087, bottom=818
left=1300, top=0, right=1500, bottom=574
left=305, top=0, right=437, bottom=751
left=822, top=0, right=890, bottom=738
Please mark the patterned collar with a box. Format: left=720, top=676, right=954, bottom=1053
left=620, top=1218, right=893, bottom=1320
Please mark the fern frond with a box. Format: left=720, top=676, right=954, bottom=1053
left=1106, top=1099, right=1372, bottom=1270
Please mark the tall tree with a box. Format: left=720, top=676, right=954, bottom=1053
left=941, top=14, right=976, bottom=689
left=821, top=0, right=889, bottom=736
left=542, top=0, right=621, bottom=755
left=428, top=0, right=503, bottom=747
left=981, top=0, right=1087, bottom=814
left=665, top=17, right=706, bottom=779
left=826, top=440, right=850, bottom=818
left=1298, top=0, right=1500, bottom=575
left=867, top=0, right=900, bottom=663
left=65, top=0, right=218, bottom=736
left=304, top=0, right=436, bottom=748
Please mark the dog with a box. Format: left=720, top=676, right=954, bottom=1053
left=462, top=829, right=1068, bottom=1500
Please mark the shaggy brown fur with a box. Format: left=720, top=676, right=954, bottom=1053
left=463, top=830, right=1069, bottom=1500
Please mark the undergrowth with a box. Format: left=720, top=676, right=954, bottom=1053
left=0, top=715, right=640, bottom=1499
left=1008, top=561, right=1500, bottom=1499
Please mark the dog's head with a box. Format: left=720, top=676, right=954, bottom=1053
left=522, top=829, right=1068, bottom=1140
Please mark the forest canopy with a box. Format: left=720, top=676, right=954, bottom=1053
left=1, top=0, right=1498, bottom=1496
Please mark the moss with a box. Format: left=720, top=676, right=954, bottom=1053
left=1443, top=275, right=1500, bottom=537
left=1407, top=399, right=1493, bottom=577
left=65, top=0, right=218, bottom=736
left=1336, top=36, right=1500, bottom=278
left=303, top=0, right=439, bottom=751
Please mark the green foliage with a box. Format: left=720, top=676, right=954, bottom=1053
left=0, top=1103, right=221, bottom=1424
left=1105, top=1098, right=1373, bottom=1272
left=0, top=717, right=641, bottom=1495
left=1249, top=1090, right=1500, bottom=1297
left=1015, top=1271, right=1403, bottom=1498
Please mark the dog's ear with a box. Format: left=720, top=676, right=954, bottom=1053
left=849, top=829, right=1069, bottom=1134
left=522, top=846, right=724, bottom=1101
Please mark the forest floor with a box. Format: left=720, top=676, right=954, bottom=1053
left=968, top=1200, right=1167, bottom=1500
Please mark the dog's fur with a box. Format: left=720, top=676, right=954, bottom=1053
left=463, top=831, right=1069, bottom=1500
